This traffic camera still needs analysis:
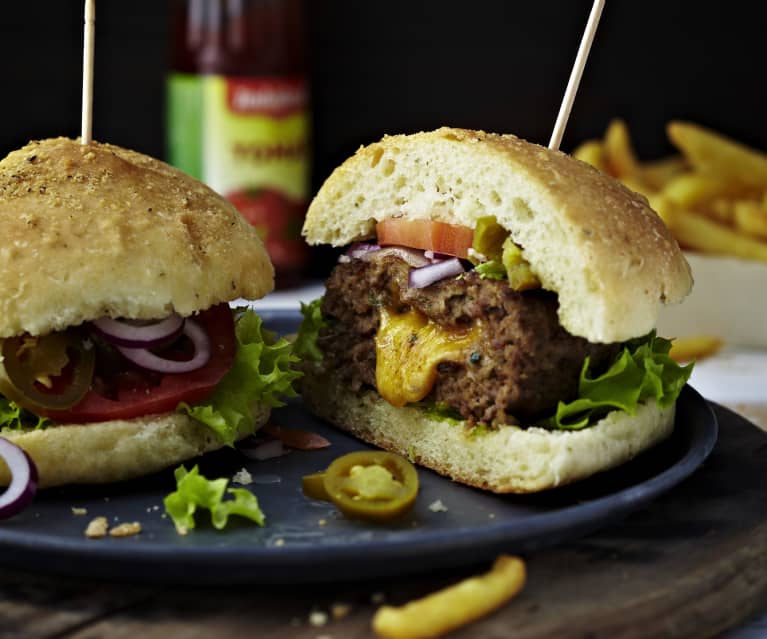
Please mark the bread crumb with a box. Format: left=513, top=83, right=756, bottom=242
left=488, top=513, right=496, bottom=519
left=110, top=522, right=142, bottom=537
left=428, top=499, right=448, bottom=512
left=274, top=538, right=285, bottom=547
left=71, top=507, right=87, bottom=516
left=318, top=518, right=327, bottom=526
left=330, top=602, right=351, bottom=620
left=232, top=468, right=253, bottom=485
left=85, top=516, right=109, bottom=539
left=309, top=610, right=329, bottom=627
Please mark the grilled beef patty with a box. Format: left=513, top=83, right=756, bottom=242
left=318, top=255, right=620, bottom=426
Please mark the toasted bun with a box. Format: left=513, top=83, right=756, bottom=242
left=303, top=127, right=691, bottom=343
left=0, top=137, right=274, bottom=337
left=0, top=405, right=269, bottom=488
left=301, top=372, right=674, bottom=493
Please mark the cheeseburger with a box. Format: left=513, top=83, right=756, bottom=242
left=0, top=137, right=297, bottom=488
left=297, top=127, right=693, bottom=493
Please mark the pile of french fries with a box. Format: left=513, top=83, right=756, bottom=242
left=573, top=119, right=767, bottom=263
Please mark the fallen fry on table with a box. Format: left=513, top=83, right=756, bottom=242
left=372, top=554, right=526, bottom=639
left=670, top=336, right=723, bottom=362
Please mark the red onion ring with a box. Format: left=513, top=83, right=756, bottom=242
left=116, top=319, right=211, bottom=374
left=92, top=314, right=185, bottom=348
left=408, top=258, right=465, bottom=289
left=0, top=438, right=38, bottom=520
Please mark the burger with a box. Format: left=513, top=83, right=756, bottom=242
left=296, top=127, right=694, bottom=493
left=0, top=137, right=299, bottom=488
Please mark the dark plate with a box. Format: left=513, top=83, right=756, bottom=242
left=0, top=310, right=718, bottom=584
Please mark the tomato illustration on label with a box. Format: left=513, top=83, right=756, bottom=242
left=227, top=188, right=309, bottom=271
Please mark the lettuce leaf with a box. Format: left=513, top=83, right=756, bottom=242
left=163, top=464, right=265, bottom=534
left=293, top=297, right=325, bottom=363
left=411, top=400, right=464, bottom=424
left=544, top=333, right=693, bottom=430
left=474, top=260, right=507, bottom=280
left=0, top=398, right=50, bottom=431
left=181, top=309, right=302, bottom=446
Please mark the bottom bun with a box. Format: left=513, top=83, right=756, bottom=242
left=301, top=373, right=675, bottom=493
left=0, top=405, right=270, bottom=488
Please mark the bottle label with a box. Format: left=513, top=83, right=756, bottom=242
left=167, top=73, right=310, bottom=277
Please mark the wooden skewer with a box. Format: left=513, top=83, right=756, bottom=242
left=548, top=0, right=605, bottom=151
left=81, top=0, right=96, bottom=145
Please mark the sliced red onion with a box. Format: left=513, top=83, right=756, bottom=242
left=116, top=319, right=210, bottom=374
left=364, top=246, right=430, bottom=267
left=347, top=243, right=381, bottom=259
left=0, top=438, right=38, bottom=520
left=424, top=250, right=453, bottom=262
left=92, top=314, right=185, bottom=348
left=238, top=438, right=287, bottom=461
left=408, top=258, right=465, bottom=289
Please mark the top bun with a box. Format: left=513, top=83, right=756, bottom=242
left=0, top=137, right=273, bottom=337
left=303, top=127, right=692, bottom=343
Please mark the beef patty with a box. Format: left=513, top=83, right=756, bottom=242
left=317, top=255, right=620, bottom=426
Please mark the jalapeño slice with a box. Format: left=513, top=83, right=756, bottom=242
left=302, top=451, right=419, bottom=522
left=0, top=330, right=96, bottom=412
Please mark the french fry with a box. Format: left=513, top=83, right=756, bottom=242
left=733, top=200, right=767, bottom=239
left=647, top=193, right=675, bottom=227
left=604, top=118, right=646, bottom=180
left=641, top=155, right=688, bottom=190
left=667, top=121, right=767, bottom=188
left=665, top=204, right=767, bottom=263
left=661, top=172, right=746, bottom=209
left=372, top=555, right=526, bottom=639
left=572, top=139, right=607, bottom=172
left=670, top=335, right=723, bottom=362
left=701, top=197, right=737, bottom=225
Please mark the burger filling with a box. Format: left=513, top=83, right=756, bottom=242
left=316, top=255, right=620, bottom=426
left=296, top=217, right=693, bottom=430
left=0, top=306, right=301, bottom=445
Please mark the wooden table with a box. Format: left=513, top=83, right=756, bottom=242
left=2, top=401, right=766, bottom=639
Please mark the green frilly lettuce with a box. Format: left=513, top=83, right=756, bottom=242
left=163, top=464, right=265, bottom=534
left=0, top=399, right=50, bottom=431
left=293, top=298, right=326, bottom=363
left=181, top=309, right=302, bottom=446
left=544, top=333, right=693, bottom=430
left=474, top=260, right=507, bottom=280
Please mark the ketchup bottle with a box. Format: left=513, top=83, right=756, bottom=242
left=167, top=0, right=310, bottom=288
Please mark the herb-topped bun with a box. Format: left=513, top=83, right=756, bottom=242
left=0, top=137, right=273, bottom=338
left=297, top=127, right=694, bottom=493
left=0, top=138, right=298, bottom=488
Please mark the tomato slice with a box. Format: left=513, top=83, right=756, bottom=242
left=376, top=218, right=474, bottom=259
left=45, top=304, right=236, bottom=423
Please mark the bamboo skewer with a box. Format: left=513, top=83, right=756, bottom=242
left=81, top=0, right=96, bottom=145
left=548, top=0, right=605, bottom=151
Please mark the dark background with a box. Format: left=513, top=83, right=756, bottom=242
left=1, top=1, right=765, bottom=280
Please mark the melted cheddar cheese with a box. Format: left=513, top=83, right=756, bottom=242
left=375, top=307, right=481, bottom=407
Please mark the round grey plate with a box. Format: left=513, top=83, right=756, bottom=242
left=0, top=310, right=718, bottom=584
